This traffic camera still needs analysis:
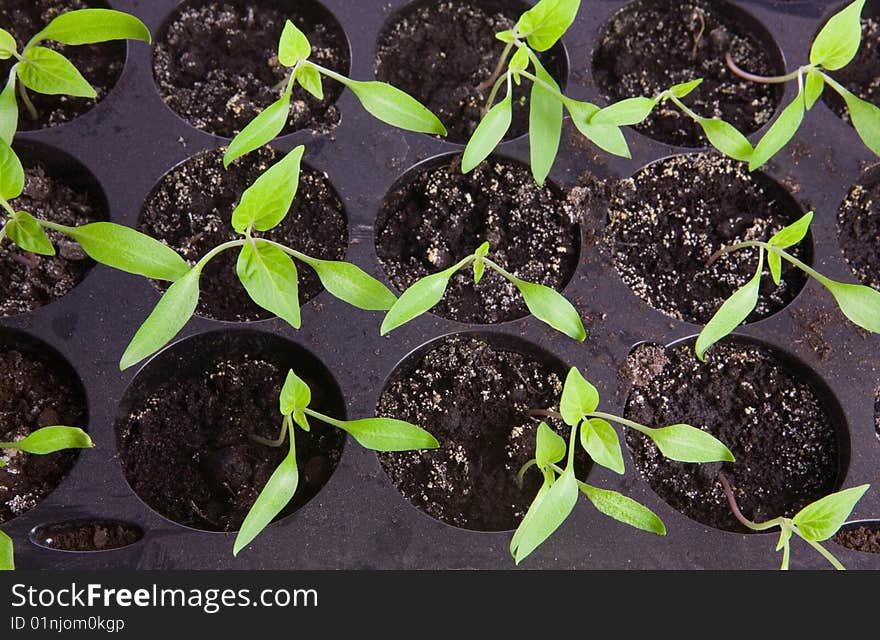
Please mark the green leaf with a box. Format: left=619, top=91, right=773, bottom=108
left=821, top=279, right=880, bottom=333
left=380, top=267, right=457, bottom=335
left=529, top=57, right=562, bottom=185
left=19, top=47, right=96, bottom=98
left=591, top=97, right=656, bottom=126
left=236, top=242, right=300, bottom=329
left=536, top=422, right=566, bottom=469
left=279, top=370, right=311, bottom=416
left=496, top=29, right=515, bottom=43
left=293, top=410, right=310, bottom=432
left=567, top=100, right=631, bottom=157
left=0, top=137, right=24, bottom=200
left=278, top=20, right=311, bottom=66
left=0, top=29, right=16, bottom=60
left=793, top=484, right=870, bottom=541
left=767, top=212, right=813, bottom=285
left=559, top=367, right=599, bottom=426
left=579, top=483, right=666, bottom=535
left=513, top=278, right=586, bottom=341
left=224, top=90, right=292, bottom=167
left=1, top=426, right=92, bottom=454
left=343, top=79, right=447, bottom=136
left=580, top=418, right=624, bottom=475
left=698, top=118, right=754, bottom=162
left=0, top=530, right=12, bottom=571
left=810, top=0, right=866, bottom=70
left=668, top=79, right=703, bottom=98
left=318, top=414, right=439, bottom=451
left=30, top=9, right=151, bottom=46
left=473, top=241, right=490, bottom=284
left=462, top=92, right=512, bottom=173
left=509, top=46, right=529, bottom=72
left=805, top=69, right=825, bottom=109
left=299, top=258, right=396, bottom=311
left=750, top=90, right=805, bottom=171
left=233, top=439, right=298, bottom=556
left=695, top=251, right=763, bottom=361
left=510, top=468, right=578, bottom=564
left=296, top=64, right=323, bottom=100
left=120, top=267, right=200, bottom=370
left=231, top=146, right=304, bottom=233
left=776, top=524, right=793, bottom=551
left=62, top=222, right=190, bottom=281
left=515, top=0, right=581, bottom=51
left=0, top=72, right=17, bottom=146
left=830, top=81, right=880, bottom=157
left=6, top=211, right=54, bottom=256
left=644, top=424, right=735, bottom=463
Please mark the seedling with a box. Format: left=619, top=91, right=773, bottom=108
left=0, top=9, right=151, bottom=141
left=223, top=20, right=447, bottom=167
left=0, top=425, right=93, bottom=570
left=380, top=241, right=586, bottom=341
left=720, top=474, right=870, bottom=570
left=726, top=0, right=880, bottom=170
left=512, top=367, right=734, bottom=564
left=234, top=370, right=438, bottom=555
left=695, top=212, right=880, bottom=360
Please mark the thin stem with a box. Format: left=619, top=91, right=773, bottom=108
left=483, top=257, right=518, bottom=283
left=707, top=240, right=829, bottom=285
left=780, top=524, right=792, bottom=571
left=725, top=52, right=806, bottom=84
left=516, top=69, right=566, bottom=103
left=476, top=41, right=514, bottom=93
left=529, top=409, right=564, bottom=421
left=196, top=239, right=246, bottom=270
left=517, top=458, right=537, bottom=488
left=305, top=61, right=347, bottom=86
left=566, top=418, right=578, bottom=470
left=718, top=473, right=782, bottom=532
left=803, top=537, right=846, bottom=571
left=585, top=411, right=654, bottom=436
left=250, top=415, right=290, bottom=448
left=483, top=72, right=509, bottom=115
left=18, top=82, right=37, bottom=121
left=0, top=196, right=15, bottom=217
left=667, top=93, right=702, bottom=122
left=0, top=224, right=6, bottom=245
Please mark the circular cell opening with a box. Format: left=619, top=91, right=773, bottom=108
left=375, top=153, right=580, bottom=325
left=29, top=519, right=143, bottom=552
left=115, top=329, right=346, bottom=533
left=607, top=152, right=811, bottom=325
left=140, top=147, right=348, bottom=322
left=152, top=0, right=350, bottom=138
left=1, top=140, right=107, bottom=318
left=833, top=521, right=880, bottom=554
left=0, top=0, right=126, bottom=131
left=374, top=0, right=569, bottom=144
left=838, top=163, right=880, bottom=290
left=592, top=0, right=785, bottom=147
left=624, top=337, right=849, bottom=533
left=0, top=328, right=88, bottom=524
left=377, top=332, right=589, bottom=532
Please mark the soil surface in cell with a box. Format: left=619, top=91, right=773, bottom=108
left=0, top=161, right=101, bottom=317
left=33, top=521, right=143, bottom=551
left=593, top=0, right=781, bottom=146
left=834, top=523, right=880, bottom=554
left=838, top=175, right=880, bottom=290
left=117, top=356, right=345, bottom=532
left=607, top=153, right=808, bottom=324
left=824, top=16, right=880, bottom=122
left=624, top=341, right=842, bottom=533
left=378, top=335, right=587, bottom=531
left=375, top=0, right=565, bottom=143
left=153, top=0, right=348, bottom=137
left=376, top=156, right=579, bottom=324
left=140, top=147, right=347, bottom=322
left=0, top=348, right=85, bottom=524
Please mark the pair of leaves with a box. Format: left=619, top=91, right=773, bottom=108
left=515, top=0, right=581, bottom=52
left=0, top=426, right=93, bottom=454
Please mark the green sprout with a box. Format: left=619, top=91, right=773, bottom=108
left=380, top=241, right=586, bottom=341
left=0, top=425, right=94, bottom=570
left=511, top=367, right=734, bottom=564
left=0, top=8, right=151, bottom=140
left=720, top=474, right=870, bottom=570
left=234, top=370, right=438, bottom=556
left=223, top=20, right=447, bottom=167
left=695, top=212, right=880, bottom=360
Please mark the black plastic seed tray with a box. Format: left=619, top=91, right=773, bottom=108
left=2, top=0, right=879, bottom=570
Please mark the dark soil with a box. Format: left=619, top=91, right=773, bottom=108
left=377, top=335, right=587, bottom=531
left=624, top=341, right=842, bottom=533
left=607, top=153, right=809, bottom=325
left=834, top=522, right=880, bottom=554
left=375, top=155, right=579, bottom=324
left=31, top=520, right=143, bottom=551
left=838, top=173, right=880, bottom=289
left=0, top=0, right=125, bottom=131
left=153, top=0, right=349, bottom=138
left=117, top=355, right=345, bottom=532
left=592, top=0, right=782, bottom=147
left=375, top=0, right=565, bottom=144
left=0, top=347, right=86, bottom=524
left=824, top=16, right=880, bottom=123
left=140, top=147, right=348, bottom=322
left=1, top=161, right=101, bottom=317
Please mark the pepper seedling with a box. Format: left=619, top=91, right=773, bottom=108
left=223, top=19, right=447, bottom=167
left=0, top=8, right=151, bottom=142
left=511, top=367, right=734, bottom=564
left=0, top=425, right=93, bottom=570
left=695, top=212, right=880, bottom=360
left=726, top=0, right=880, bottom=170
left=380, top=241, right=586, bottom=341
left=234, top=370, right=438, bottom=556
left=720, top=474, right=870, bottom=570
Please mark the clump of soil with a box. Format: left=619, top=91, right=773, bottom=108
left=838, top=175, right=880, bottom=289
left=607, top=153, right=809, bottom=324
left=375, top=0, right=565, bottom=143
left=153, top=0, right=349, bottom=137
left=834, top=523, right=880, bottom=554
left=0, top=346, right=86, bottom=524
left=824, top=16, right=880, bottom=123
left=0, top=0, right=125, bottom=130
left=592, top=0, right=782, bottom=146
left=140, top=147, right=348, bottom=322
left=1, top=161, right=101, bottom=317
left=375, top=156, right=579, bottom=324
left=32, top=520, right=143, bottom=551
left=117, top=355, right=345, bottom=532
left=378, top=335, right=587, bottom=531
left=624, top=341, right=842, bottom=533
